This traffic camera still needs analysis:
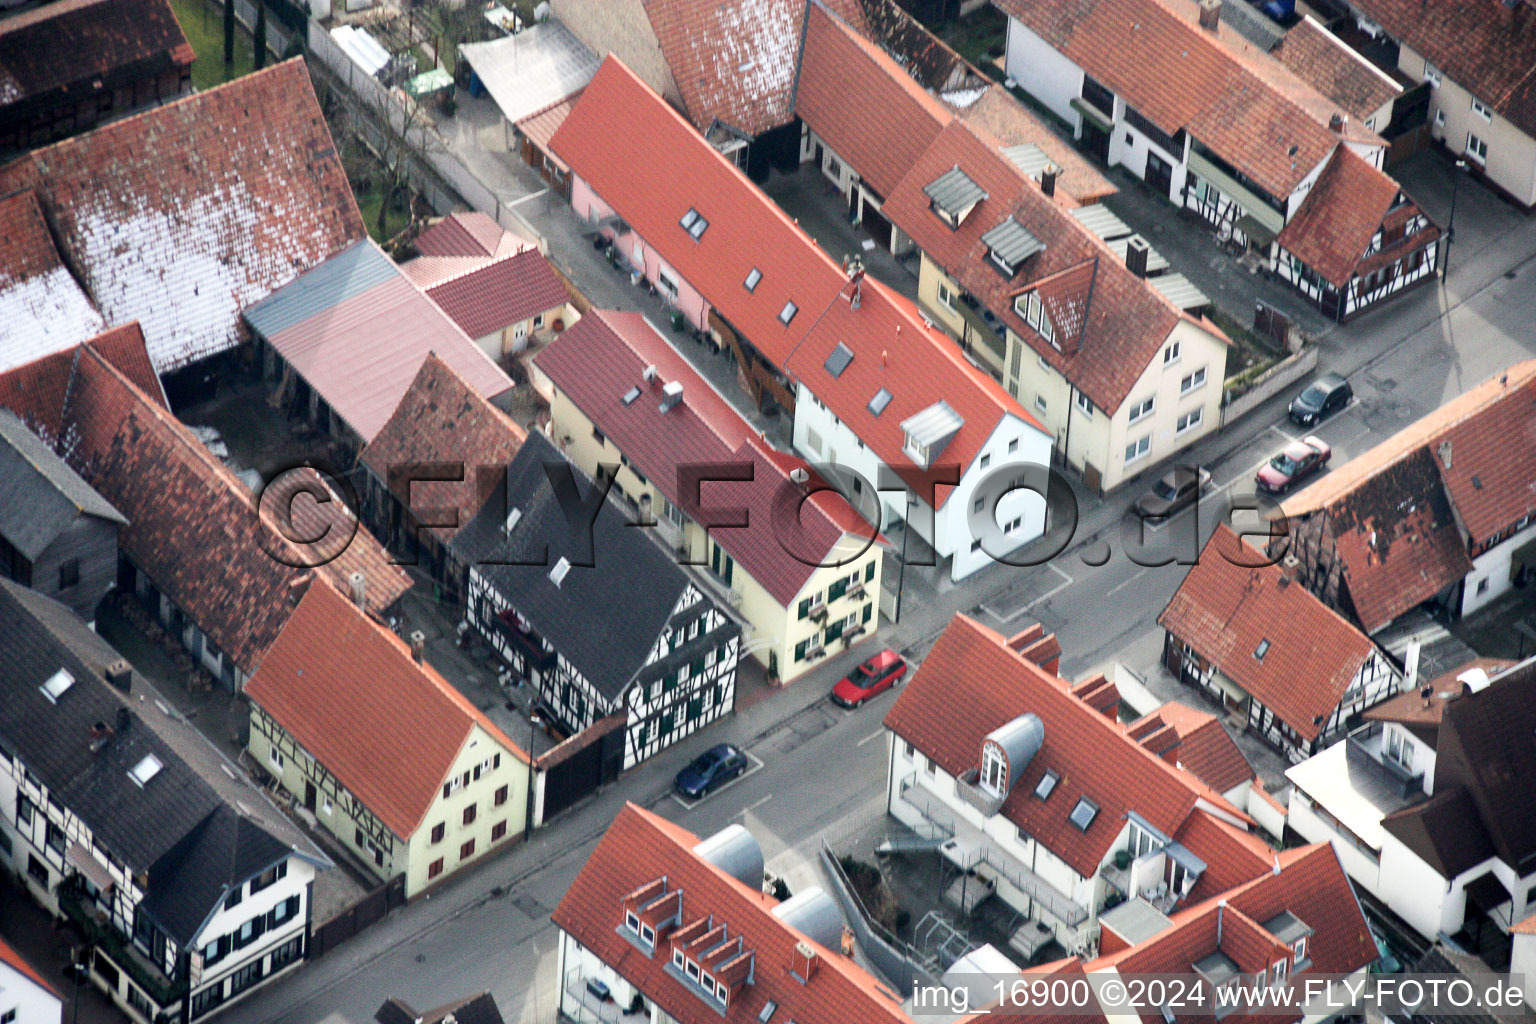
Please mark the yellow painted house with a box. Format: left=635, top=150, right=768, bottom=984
left=245, top=581, right=531, bottom=898
left=532, top=309, right=884, bottom=684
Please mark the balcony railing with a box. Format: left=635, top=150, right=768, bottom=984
left=59, top=880, right=186, bottom=1008
left=897, top=775, right=1087, bottom=928
left=955, top=770, right=1005, bottom=817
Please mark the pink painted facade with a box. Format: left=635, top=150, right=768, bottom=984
left=569, top=177, right=711, bottom=330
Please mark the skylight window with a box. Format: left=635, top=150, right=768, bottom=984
left=680, top=209, right=699, bottom=230
left=549, top=557, right=571, bottom=588
left=690, top=216, right=709, bottom=240
left=1034, top=770, right=1059, bottom=800
left=1069, top=797, right=1098, bottom=831
left=128, top=754, right=163, bottom=787
left=744, top=267, right=762, bottom=292
left=680, top=207, right=708, bottom=240
left=503, top=507, right=522, bottom=535
left=622, top=386, right=641, bottom=406
left=779, top=301, right=798, bottom=325
left=868, top=388, right=893, bottom=417
left=759, top=1000, right=778, bottom=1023
left=1255, top=639, right=1271, bottom=661
left=40, top=668, right=74, bottom=703
left=824, top=342, right=854, bottom=378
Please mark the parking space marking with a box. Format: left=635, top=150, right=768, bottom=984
left=506, top=188, right=551, bottom=207
left=979, top=563, right=1073, bottom=623
left=737, top=795, right=774, bottom=816
left=857, top=728, right=885, bottom=747
left=670, top=751, right=766, bottom=810
left=1106, top=566, right=1152, bottom=598
left=1269, top=423, right=1300, bottom=444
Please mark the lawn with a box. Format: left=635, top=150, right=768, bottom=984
left=168, top=0, right=256, bottom=92
left=355, top=187, right=414, bottom=245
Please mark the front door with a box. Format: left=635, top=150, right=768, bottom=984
left=304, top=781, right=317, bottom=811
left=1145, top=151, right=1174, bottom=199
left=1082, top=122, right=1111, bottom=163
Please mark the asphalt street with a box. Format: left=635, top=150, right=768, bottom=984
left=218, top=136, right=1536, bottom=1024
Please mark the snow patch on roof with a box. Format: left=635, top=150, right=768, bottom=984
left=941, top=86, right=987, bottom=108
left=688, top=0, right=800, bottom=131
left=0, top=266, right=107, bottom=371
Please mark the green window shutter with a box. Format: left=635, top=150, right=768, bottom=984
left=865, top=561, right=875, bottom=582
left=863, top=603, right=872, bottom=623
left=798, top=598, right=811, bottom=620
left=794, top=639, right=808, bottom=661
left=829, top=578, right=848, bottom=602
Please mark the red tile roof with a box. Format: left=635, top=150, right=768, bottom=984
left=880, top=118, right=1222, bottom=413
left=0, top=323, right=163, bottom=445
left=54, top=346, right=409, bottom=674
left=0, top=59, right=365, bottom=373
left=514, top=93, right=581, bottom=170
left=360, top=353, right=528, bottom=541
left=1159, top=525, right=1377, bottom=741
left=994, top=0, right=1381, bottom=199
left=1174, top=809, right=1275, bottom=905
left=0, top=935, right=58, bottom=998
left=795, top=2, right=950, bottom=198
left=551, top=803, right=912, bottom=1024
left=884, top=614, right=1248, bottom=878
left=958, top=85, right=1117, bottom=204
left=413, top=248, right=570, bottom=341
left=535, top=309, right=874, bottom=604
left=245, top=580, right=528, bottom=838
left=552, top=58, right=1044, bottom=507
left=413, top=212, right=533, bottom=260
left=1129, top=701, right=1256, bottom=795
left=1094, top=844, right=1377, bottom=1021
left=1272, top=17, right=1401, bottom=123
left=1275, top=147, right=1438, bottom=289
left=1349, top=0, right=1536, bottom=138
left=0, top=0, right=192, bottom=123
left=0, top=188, right=106, bottom=369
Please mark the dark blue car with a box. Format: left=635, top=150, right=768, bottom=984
left=674, top=743, right=748, bottom=799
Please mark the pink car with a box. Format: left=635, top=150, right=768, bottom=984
left=1256, top=436, right=1331, bottom=494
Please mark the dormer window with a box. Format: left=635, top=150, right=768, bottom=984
left=1015, top=291, right=1057, bottom=347
left=981, top=217, right=1044, bottom=279
left=924, top=166, right=988, bottom=228
left=673, top=948, right=686, bottom=970
left=980, top=743, right=1007, bottom=796
left=900, top=401, right=964, bottom=470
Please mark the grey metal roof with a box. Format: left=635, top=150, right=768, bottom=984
left=980, top=216, right=1045, bottom=267
left=450, top=432, right=737, bottom=703
left=900, top=400, right=964, bottom=449
left=693, top=824, right=763, bottom=889
left=0, top=581, right=324, bottom=945
left=1262, top=909, right=1313, bottom=944
left=770, top=888, right=844, bottom=950
left=1069, top=204, right=1133, bottom=241
left=243, top=239, right=396, bottom=339
left=0, top=409, right=124, bottom=560
left=985, top=713, right=1043, bottom=793
left=459, top=21, right=600, bottom=125
left=1221, top=0, right=1284, bottom=52
left=1000, top=142, right=1050, bottom=179
left=1099, top=897, right=1174, bottom=945
left=1151, top=272, right=1212, bottom=311
left=923, top=166, right=988, bottom=217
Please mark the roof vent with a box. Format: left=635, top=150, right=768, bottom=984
left=409, top=630, right=427, bottom=664
left=789, top=467, right=810, bottom=485
left=643, top=364, right=658, bottom=383
left=1277, top=575, right=1291, bottom=589
left=128, top=753, right=163, bottom=787
left=1125, top=235, right=1152, bottom=279
left=1329, top=112, right=1345, bottom=133
left=549, top=556, right=572, bottom=588
left=40, top=668, right=74, bottom=703
left=350, top=571, right=367, bottom=611
left=1040, top=162, right=1060, bottom=198
left=89, top=721, right=115, bottom=754
left=660, top=380, right=684, bottom=413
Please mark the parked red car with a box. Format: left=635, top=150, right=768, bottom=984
left=831, top=650, right=908, bottom=708
left=1256, top=436, right=1331, bottom=494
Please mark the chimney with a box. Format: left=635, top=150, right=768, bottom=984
left=1216, top=899, right=1227, bottom=943
left=1277, top=574, right=1291, bottom=588
left=1329, top=112, right=1345, bottom=133
left=409, top=630, right=426, bottom=665
left=1039, top=162, right=1060, bottom=197
left=1197, top=0, right=1220, bottom=31
left=288, top=571, right=312, bottom=604
left=104, top=659, right=132, bottom=692
left=791, top=940, right=819, bottom=983
left=349, top=571, right=367, bottom=611
left=1125, top=235, right=1151, bottom=278
left=89, top=721, right=115, bottom=754
left=642, top=364, right=658, bottom=384
left=659, top=380, right=684, bottom=413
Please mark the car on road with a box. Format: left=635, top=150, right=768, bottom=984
left=1289, top=373, right=1352, bottom=426
left=1133, top=466, right=1212, bottom=519
left=831, top=649, right=908, bottom=708
left=1255, top=436, right=1331, bottom=494
left=673, top=743, right=748, bottom=799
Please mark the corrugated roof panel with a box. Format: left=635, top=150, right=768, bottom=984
left=923, top=166, right=988, bottom=216
left=1069, top=204, right=1134, bottom=240
left=244, top=240, right=396, bottom=339
left=980, top=217, right=1045, bottom=266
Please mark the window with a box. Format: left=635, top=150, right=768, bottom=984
left=1069, top=797, right=1099, bottom=831
left=228, top=959, right=266, bottom=997
left=1008, top=438, right=1019, bottom=454
left=1034, top=394, right=1047, bottom=413
left=744, top=267, right=762, bottom=292
left=1476, top=577, right=1490, bottom=595
left=202, top=935, right=230, bottom=967
left=494, top=785, right=509, bottom=807
left=1180, top=366, right=1207, bottom=394
left=1176, top=407, right=1203, bottom=434
left=269, top=894, right=300, bottom=928
left=58, top=559, right=80, bottom=589
left=1466, top=132, right=1488, bottom=163
left=428, top=858, right=444, bottom=879
left=1128, top=396, right=1154, bottom=424
left=980, top=454, right=991, bottom=469
left=270, top=936, right=303, bottom=973
left=1423, top=62, right=1441, bottom=88
left=1015, top=291, right=1056, bottom=345
left=1293, top=937, right=1307, bottom=963
left=1075, top=392, right=1095, bottom=417
left=1254, top=639, right=1271, bottom=661
left=225, top=885, right=243, bottom=910
left=1034, top=770, right=1059, bottom=800
left=1163, top=340, right=1181, bottom=365
left=1471, top=97, right=1492, bottom=121
left=460, top=839, right=476, bottom=860
left=1124, top=436, right=1151, bottom=464
left=1434, top=108, right=1446, bottom=128
left=679, top=208, right=708, bottom=240
left=779, top=301, right=798, bottom=325
left=16, top=794, right=32, bottom=826
left=980, top=745, right=1007, bottom=794
left=233, top=914, right=266, bottom=949
left=250, top=862, right=286, bottom=894
left=128, top=753, right=163, bottom=787
left=936, top=280, right=957, bottom=311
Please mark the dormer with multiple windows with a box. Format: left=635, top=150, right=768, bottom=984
left=1014, top=290, right=1057, bottom=347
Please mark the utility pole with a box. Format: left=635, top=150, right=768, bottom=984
left=1441, top=159, right=1469, bottom=280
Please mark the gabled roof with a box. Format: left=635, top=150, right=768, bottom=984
left=0, top=935, right=57, bottom=999
left=413, top=212, right=534, bottom=260
left=534, top=309, right=871, bottom=605
left=514, top=94, right=580, bottom=171
left=377, top=992, right=504, bottom=1024
left=0, top=407, right=123, bottom=561
left=0, top=59, right=365, bottom=373
left=0, top=580, right=320, bottom=945
left=1128, top=700, right=1255, bottom=795
left=0, top=0, right=192, bottom=127
left=1380, top=786, right=1496, bottom=880
left=795, top=1, right=950, bottom=197
left=994, top=0, right=1381, bottom=199
left=551, top=803, right=913, bottom=1024
left=53, top=346, right=410, bottom=674
left=0, top=323, right=163, bottom=446
left=1275, top=146, right=1436, bottom=289
left=1172, top=809, right=1275, bottom=905
left=450, top=431, right=731, bottom=701
left=1348, top=0, right=1536, bottom=138
left=245, top=580, right=529, bottom=839
left=1272, top=17, right=1401, bottom=123
left=884, top=614, right=1246, bottom=878
left=359, top=353, right=528, bottom=540
left=408, top=247, right=570, bottom=341
left=1159, top=525, right=1379, bottom=741
left=957, top=85, right=1116, bottom=203
left=646, top=0, right=867, bottom=138
left=244, top=239, right=513, bottom=443
left=881, top=118, right=1217, bottom=413
left=0, top=189, right=106, bottom=371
